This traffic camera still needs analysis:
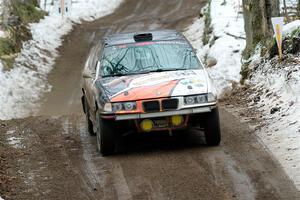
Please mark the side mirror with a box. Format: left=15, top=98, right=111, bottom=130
left=95, top=61, right=101, bottom=78
left=83, top=71, right=92, bottom=79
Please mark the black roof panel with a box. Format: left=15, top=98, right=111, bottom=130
left=104, top=30, right=185, bottom=46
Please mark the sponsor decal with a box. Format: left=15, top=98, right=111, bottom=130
left=101, top=70, right=208, bottom=101
left=118, top=44, right=127, bottom=49
left=111, top=80, right=179, bottom=102
left=130, top=71, right=197, bottom=88
left=180, top=79, right=204, bottom=86
left=135, top=41, right=154, bottom=46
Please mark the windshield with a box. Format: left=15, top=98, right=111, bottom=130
left=100, top=41, right=202, bottom=77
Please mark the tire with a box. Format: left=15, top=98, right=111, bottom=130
left=96, top=111, right=116, bottom=156
left=204, top=108, right=221, bottom=146
left=84, top=96, right=95, bottom=136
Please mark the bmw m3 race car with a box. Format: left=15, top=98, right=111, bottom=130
left=81, top=30, right=221, bottom=155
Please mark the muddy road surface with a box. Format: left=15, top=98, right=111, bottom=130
left=1, top=0, right=300, bottom=199
left=1, top=109, right=300, bottom=200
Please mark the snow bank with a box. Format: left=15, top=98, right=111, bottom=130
left=248, top=45, right=300, bottom=189
left=0, top=29, right=6, bottom=38
left=283, top=20, right=300, bottom=35
left=234, top=5, right=300, bottom=191
left=40, top=0, right=123, bottom=22
left=228, top=20, right=300, bottom=189
left=184, top=0, right=246, bottom=96
left=0, top=0, right=123, bottom=120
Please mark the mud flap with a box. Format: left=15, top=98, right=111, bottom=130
left=81, top=96, right=86, bottom=113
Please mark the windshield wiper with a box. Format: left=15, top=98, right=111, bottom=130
left=102, top=74, right=124, bottom=78
left=144, top=68, right=188, bottom=73
left=102, top=68, right=193, bottom=78
left=102, top=71, right=141, bottom=78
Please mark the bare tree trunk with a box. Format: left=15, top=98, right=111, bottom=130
left=1, top=0, right=10, bottom=28
left=283, top=0, right=289, bottom=22
left=266, top=0, right=280, bottom=29
left=298, top=0, right=300, bottom=18
left=242, top=0, right=280, bottom=57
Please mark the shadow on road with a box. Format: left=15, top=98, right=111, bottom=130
left=113, top=129, right=211, bottom=156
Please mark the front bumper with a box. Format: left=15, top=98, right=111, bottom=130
left=113, top=105, right=217, bottom=121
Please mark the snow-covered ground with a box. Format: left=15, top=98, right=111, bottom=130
left=246, top=31, right=300, bottom=189
left=185, top=0, right=245, bottom=96
left=0, top=0, right=123, bottom=120
left=185, top=0, right=300, bottom=191
left=0, top=31, right=6, bottom=38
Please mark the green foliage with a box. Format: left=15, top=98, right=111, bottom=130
left=0, top=38, right=15, bottom=56
left=269, top=27, right=300, bottom=58
left=240, top=63, right=251, bottom=84
left=0, top=54, right=18, bottom=71
left=11, top=0, right=46, bottom=24
left=0, top=0, right=46, bottom=69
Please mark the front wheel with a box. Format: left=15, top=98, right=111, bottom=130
left=96, top=111, right=116, bottom=156
left=204, top=108, right=221, bottom=146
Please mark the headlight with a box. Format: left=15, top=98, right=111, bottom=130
left=185, top=96, right=195, bottom=105
left=196, top=95, right=207, bottom=104
left=112, top=102, right=137, bottom=112
left=184, top=93, right=217, bottom=105
left=184, top=94, right=208, bottom=105
left=124, top=102, right=136, bottom=111
left=112, top=103, right=123, bottom=112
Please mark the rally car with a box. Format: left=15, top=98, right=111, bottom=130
left=81, top=30, right=221, bottom=155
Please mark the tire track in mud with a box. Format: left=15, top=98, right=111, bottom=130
left=2, top=111, right=299, bottom=199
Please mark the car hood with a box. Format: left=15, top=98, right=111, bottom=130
left=98, top=69, right=209, bottom=102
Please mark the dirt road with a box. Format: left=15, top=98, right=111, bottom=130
left=1, top=0, right=300, bottom=199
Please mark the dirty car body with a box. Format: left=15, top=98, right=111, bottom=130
left=81, top=30, right=221, bottom=155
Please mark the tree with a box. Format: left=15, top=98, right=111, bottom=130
left=242, top=0, right=280, bottom=57
left=282, top=0, right=288, bottom=22
left=298, top=0, right=300, bottom=18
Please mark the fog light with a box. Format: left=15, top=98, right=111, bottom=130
left=140, top=119, right=154, bottom=132
left=171, top=115, right=184, bottom=126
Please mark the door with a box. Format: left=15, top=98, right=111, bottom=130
left=83, top=42, right=103, bottom=122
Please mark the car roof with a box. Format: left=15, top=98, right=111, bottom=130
left=103, top=30, right=186, bottom=46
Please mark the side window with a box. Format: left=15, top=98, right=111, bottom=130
left=95, top=61, right=101, bottom=79
left=88, top=43, right=102, bottom=73
left=91, top=42, right=103, bottom=72
left=87, top=46, right=97, bottom=72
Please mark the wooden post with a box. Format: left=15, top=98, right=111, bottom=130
left=271, top=17, right=284, bottom=60
left=275, top=24, right=283, bottom=60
